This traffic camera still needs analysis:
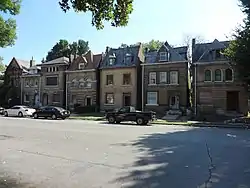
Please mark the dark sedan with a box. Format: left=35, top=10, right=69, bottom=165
left=33, top=106, right=70, bottom=120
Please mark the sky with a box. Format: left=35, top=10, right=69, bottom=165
left=0, top=0, right=245, bottom=64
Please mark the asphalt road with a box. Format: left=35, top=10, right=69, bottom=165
left=0, top=117, right=250, bottom=188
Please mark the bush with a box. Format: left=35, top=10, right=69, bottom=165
left=74, top=105, right=96, bottom=114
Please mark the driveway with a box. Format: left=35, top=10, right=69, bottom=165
left=0, top=117, right=250, bottom=187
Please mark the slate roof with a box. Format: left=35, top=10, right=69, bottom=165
left=37, top=57, right=69, bottom=66
left=99, top=44, right=143, bottom=69
left=193, top=39, right=230, bottom=63
left=15, top=59, right=30, bottom=70
left=145, top=41, right=188, bottom=64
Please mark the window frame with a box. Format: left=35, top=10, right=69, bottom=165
left=24, top=94, right=29, bottom=102
left=106, top=74, right=114, bottom=85
left=46, top=76, right=58, bottom=86
left=122, top=73, right=131, bottom=85
left=159, top=52, right=169, bottom=61
left=169, top=71, right=178, bottom=85
left=146, top=92, right=158, bottom=105
left=79, top=63, right=85, bottom=70
left=105, top=93, right=114, bottom=105
left=159, top=72, right=167, bottom=83
left=52, top=93, right=60, bottom=103
left=225, top=68, right=233, bottom=82
left=149, top=72, right=157, bottom=85
left=214, top=69, right=222, bottom=82
left=204, top=69, right=212, bottom=82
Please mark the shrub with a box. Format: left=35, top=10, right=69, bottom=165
left=74, top=105, right=96, bottom=114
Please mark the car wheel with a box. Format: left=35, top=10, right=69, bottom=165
left=136, top=118, right=144, bottom=125
left=18, top=112, right=23, bottom=117
left=4, top=111, right=8, bottom=117
left=108, top=116, right=115, bottom=124
left=51, top=114, right=57, bottom=120
left=62, top=117, right=66, bottom=120
left=115, top=121, right=121, bottom=124
left=33, top=113, right=38, bottom=119
left=144, top=120, right=149, bottom=125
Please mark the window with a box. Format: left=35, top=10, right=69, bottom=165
left=123, top=73, right=131, bottom=85
left=109, top=58, right=115, bottom=66
left=53, top=67, right=56, bottom=72
left=105, top=93, right=114, bottom=104
left=215, top=50, right=221, bottom=59
left=214, top=69, right=222, bottom=81
left=52, top=94, right=60, bottom=102
left=159, top=52, right=169, bottom=61
left=79, top=63, right=85, bottom=69
left=24, top=94, right=29, bottom=102
left=56, top=67, right=59, bottom=71
left=147, top=92, right=158, bottom=105
left=86, top=96, right=92, bottom=106
left=225, top=68, right=233, bottom=81
left=46, top=76, right=58, bottom=86
left=106, top=75, right=113, bottom=85
left=159, top=72, right=167, bottom=83
left=25, top=80, right=29, bottom=87
left=149, top=72, right=156, bottom=85
left=34, top=80, right=38, bottom=86
left=204, top=70, right=212, bottom=81
left=170, top=71, right=178, bottom=84
left=86, top=79, right=92, bottom=88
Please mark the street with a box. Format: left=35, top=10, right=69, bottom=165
left=0, top=117, right=250, bottom=188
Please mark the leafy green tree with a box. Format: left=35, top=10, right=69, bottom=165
left=0, top=57, right=6, bottom=72
left=0, top=0, right=21, bottom=48
left=224, top=0, right=250, bottom=86
left=45, top=39, right=89, bottom=62
left=59, top=0, right=133, bottom=29
left=143, top=40, right=164, bottom=52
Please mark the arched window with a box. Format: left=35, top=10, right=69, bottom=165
left=86, top=78, right=92, bottom=88
left=214, top=69, right=222, bottom=81
left=225, top=68, right=233, bottom=81
left=204, top=70, right=212, bottom=81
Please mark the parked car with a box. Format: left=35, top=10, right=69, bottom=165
left=33, top=106, right=70, bottom=120
left=0, top=106, right=4, bottom=115
left=4, top=105, right=36, bottom=117
left=105, top=106, right=156, bottom=125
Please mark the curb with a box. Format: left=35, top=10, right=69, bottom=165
left=188, top=123, right=249, bottom=129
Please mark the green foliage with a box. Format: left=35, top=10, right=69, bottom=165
left=59, top=0, right=133, bottom=29
left=0, top=0, right=21, bottom=48
left=143, top=40, right=164, bottom=52
left=0, top=57, right=6, bottom=72
left=224, top=0, right=250, bottom=85
left=46, top=39, right=89, bottom=61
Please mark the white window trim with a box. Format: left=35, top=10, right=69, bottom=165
left=159, top=52, right=169, bottom=62
left=105, top=93, right=114, bottom=105
left=79, top=63, right=85, bottom=69
left=149, top=72, right=157, bottom=85
left=204, top=69, right=212, bottom=82
left=214, top=69, right=223, bottom=82
left=225, top=68, right=234, bottom=82
left=146, top=92, right=158, bottom=106
left=169, top=71, right=178, bottom=85
left=159, top=72, right=167, bottom=83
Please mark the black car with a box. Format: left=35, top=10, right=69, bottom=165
left=33, top=106, right=70, bottom=120
left=0, top=106, right=4, bottom=115
left=106, top=106, right=156, bottom=125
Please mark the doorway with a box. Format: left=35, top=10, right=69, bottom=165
left=86, top=97, right=92, bottom=106
left=123, top=93, right=131, bottom=106
left=169, top=95, right=180, bottom=109
left=227, top=91, right=239, bottom=111
left=42, top=93, right=48, bottom=106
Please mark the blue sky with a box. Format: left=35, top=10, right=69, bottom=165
left=0, top=0, right=245, bottom=64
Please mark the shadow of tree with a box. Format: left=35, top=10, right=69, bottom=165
left=113, top=128, right=250, bottom=188
left=0, top=176, right=33, bottom=188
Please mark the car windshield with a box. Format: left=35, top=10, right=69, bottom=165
left=54, top=107, right=65, bottom=112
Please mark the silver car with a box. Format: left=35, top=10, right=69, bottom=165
left=4, top=105, right=36, bottom=117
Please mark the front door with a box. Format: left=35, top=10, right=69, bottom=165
left=227, top=91, right=239, bottom=111
left=123, top=93, right=131, bottom=106
left=170, top=96, right=180, bottom=109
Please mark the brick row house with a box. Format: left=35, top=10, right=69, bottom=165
left=99, top=44, right=144, bottom=111
left=5, top=39, right=248, bottom=117
left=192, top=39, right=248, bottom=116
left=142, top=41, right=190, bottom=116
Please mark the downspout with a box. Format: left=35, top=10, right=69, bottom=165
left=20, top=77, right=23, bottom=105
left=141, top=64, right=144, bottom=111
left=65, top=73, right=68, bottom=110
left=39, top=76, right=41, bottom=106
left=194, top=63, right=197, bottom=116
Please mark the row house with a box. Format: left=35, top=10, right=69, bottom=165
left=142, top=41, right=190, bottom=114
left=65, top=51, right=102, bottom=110
left=99, top=44, right=144, bottom=111
left=192, top=39, right=248, bottom=116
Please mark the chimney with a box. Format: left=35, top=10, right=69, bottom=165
left=106, top=46, right=110, bottom=53
left=30, top=56, right=35, bottom=67
left=192, top=38, right=196, bottom=50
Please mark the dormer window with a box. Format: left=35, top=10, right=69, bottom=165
left=79, top=63, right=85, bottom=69
left=125, top=53, right=132, bottom=64
left=109, top=58, right=116, bottom=66
left=159, top=52, right=169, bottom=61
left=215, top=49, right=221, bottom=59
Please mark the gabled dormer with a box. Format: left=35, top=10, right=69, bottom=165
left=197, top=39, right=229, bottom=63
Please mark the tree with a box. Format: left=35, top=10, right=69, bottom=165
left=0, top=57, right=6, bottom=72
left=45, top=39, right=89, bottom=62
left=224, top=0, right=250, bottom=86
left=142, top=40, right=164, bottom=52
left=0, top=0, right=21, bottom=48
left=59, top=0, right=133, bottom=30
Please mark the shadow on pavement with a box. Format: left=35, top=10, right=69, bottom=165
left=0, top=176, right=32, bottom=188
left=112, top=128, right=250, bottom=188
